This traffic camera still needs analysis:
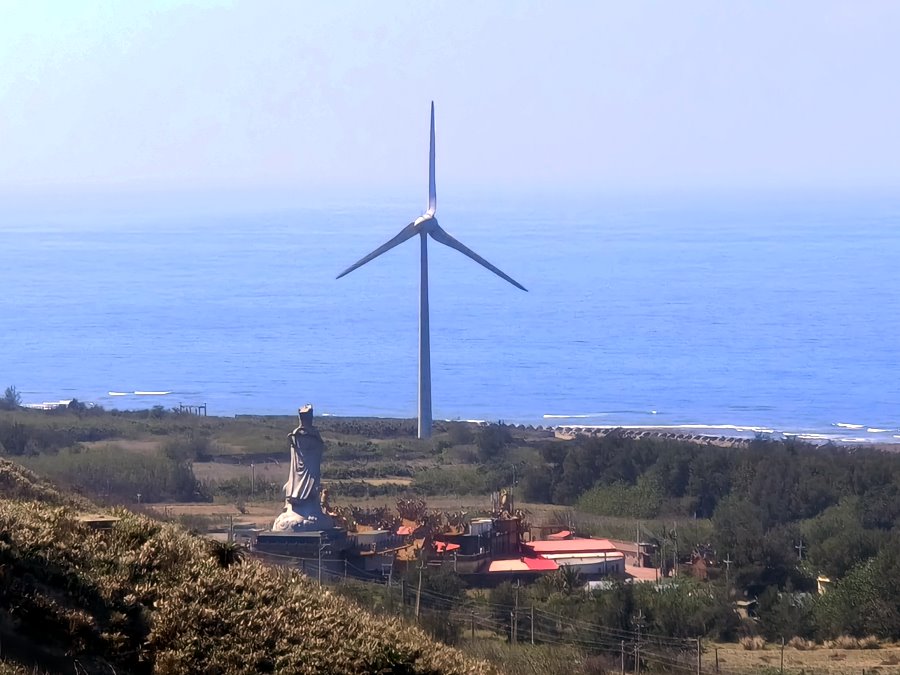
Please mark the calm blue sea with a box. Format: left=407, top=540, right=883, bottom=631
left=2, top=190, right=899, bottom=443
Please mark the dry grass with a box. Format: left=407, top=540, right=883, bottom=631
left=739, top=635, right=766, bottom=650
left=714, top=641, right=900, bottom=674
left=824, top=635, right=882, bottom=650
left=0, top=459, right=494, bottom=674
left=81, top=439, right=161, bottom=454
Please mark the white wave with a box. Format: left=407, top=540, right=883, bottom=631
left=544, top=413, right=607, bottom=419
left=834, top=422, right=864, bottom=429
left=108, top=391, right=130, bottom=396
left=675, top=423, right=775, bottom=433
left=867, top=428, right=892, bottom=433
left=133, top=391, right=172, bottom=396
left=894, top=435, right=900, bottom=440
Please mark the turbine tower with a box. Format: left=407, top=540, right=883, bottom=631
left=337, top=102, right=527, bottom=439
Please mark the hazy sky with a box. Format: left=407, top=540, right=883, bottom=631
left=2, top=1, right=899, bottom=194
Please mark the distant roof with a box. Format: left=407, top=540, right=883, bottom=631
left=625, top=565, right=660, bottom=583
left=547, top=530, right=572, bottom=540
left=540, top=552, right=624, bottom=562
left=542, top=552, right=625, bottom=567
left=434, top=541, right=460, bottom=553
left=488, top=557, right=559, bottom=573
left=525, top=538, right=618, bottom=554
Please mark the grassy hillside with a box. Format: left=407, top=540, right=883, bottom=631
left=0, top=458, right=492, bottom=674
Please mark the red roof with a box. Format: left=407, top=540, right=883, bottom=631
left=524, top=538, right=618, bottom=555
left=434, top=541, right=460, bottom=553
left=488, top=557, right=560, bottom=573
left=524, top=557, right=560, bottom=571
left=396, top=526, right=412, bottom=536
left=547, top=530, right=572, bottom=540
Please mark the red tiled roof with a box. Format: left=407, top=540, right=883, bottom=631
left=524, top=538, right=618, bottom=555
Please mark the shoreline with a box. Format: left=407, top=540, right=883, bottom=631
left=17, top=397, right=899, bottom=448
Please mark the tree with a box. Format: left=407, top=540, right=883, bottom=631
left=1, top=385, right=21, bottom=410
left=209, top=540, right=247, bottom=568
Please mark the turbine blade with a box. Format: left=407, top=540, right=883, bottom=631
left=429, top=225, right=527, bottom=291
left=336, top=223, right=419, bottom=279
left=427, top=101, right=436, bottom=215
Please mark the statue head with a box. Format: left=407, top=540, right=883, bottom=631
left=298, top=404, right=314, bottom=429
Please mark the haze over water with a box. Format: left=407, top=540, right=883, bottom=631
left=3, top=190, right=898, bottom=443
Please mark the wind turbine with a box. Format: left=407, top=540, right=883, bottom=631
left=337, top=102, right=527, bottom=439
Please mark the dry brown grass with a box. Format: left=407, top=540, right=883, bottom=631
left=0, top=458, right=495, bottom=674
left=739, top=636, right=766, bottom=650
left=714, top=641, right=900, bottom=674
left=787, top=636, right=817, bottom=650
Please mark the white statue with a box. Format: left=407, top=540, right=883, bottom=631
left=283, top=405, right=322, bottom=501
left=272, top=404, right=332, bottom=532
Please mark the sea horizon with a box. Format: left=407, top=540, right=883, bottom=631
left=3, top=189, right=899, bottom=445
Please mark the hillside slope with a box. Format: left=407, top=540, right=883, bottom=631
left=0, top=459, right=492, bottom=674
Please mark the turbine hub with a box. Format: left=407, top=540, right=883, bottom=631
left=414, top=214, right=437, bottom=232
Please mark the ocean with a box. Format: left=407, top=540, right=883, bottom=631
left=2, top=190, right=899, bottom=443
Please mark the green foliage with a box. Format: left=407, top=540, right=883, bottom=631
left=208, top=539, right=248, bottom=568
left=800, top=497, right=879, bottom=579
left=21, top=445, right=204, bottom=503
left=446, top=421, right=475, bottom=446
left=475, top=423, right=512, bottom=462
left=1, top=386, right=21, bottom=410
left=412, top=465, right=491, bottom=495
left=576, top=475, right=664, bottom=518
left=756, top=586, right=815, bottom=641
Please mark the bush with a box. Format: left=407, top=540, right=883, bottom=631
left=0, top=459, right=491, bottom=674
left=1, top=386, right=21, bottom=410
left=576, top=475, right=663, bottom=519
left=740, top=636, right=766, bottom=650
left=21, top=445, right=204, bottom=503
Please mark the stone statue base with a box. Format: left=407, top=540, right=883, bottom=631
left=272, top=498, right=334, bottom=532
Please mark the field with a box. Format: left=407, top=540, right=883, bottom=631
left=711, top=641, right=900, bottom=674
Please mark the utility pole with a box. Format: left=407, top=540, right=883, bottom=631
left=620, top=640, right=626, bottom=675
left=723, top=554, right=733, bottom=585
left=415, top=563, right=424, bottom=622
left=780, top=637, right=785, bottom=674
left=250, top=463, right=255, bottom=495
left=471, top=611, right=476, bottom=641
left=696, top=638, right=702, bottom=675
left=672, top=523, right=678, bottom=577
left=636, top=523, right=641, bottom=568
left=633, top=610, right=644, bottom=675
left=530, top=605, right=535, bottom=646
left=512, top=582, right=519, bottom=645
left=795, top=539, right=805, bottom=561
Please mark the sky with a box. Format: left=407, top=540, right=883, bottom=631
left=1, top=1, right=899, bottom=196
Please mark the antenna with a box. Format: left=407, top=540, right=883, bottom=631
left=337, top=103, right=527, bottom=438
